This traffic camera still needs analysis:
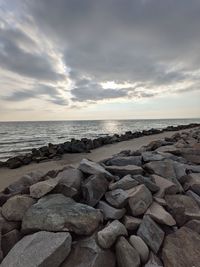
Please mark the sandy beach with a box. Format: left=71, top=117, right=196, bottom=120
left=0, top=127, right=196, bottom=191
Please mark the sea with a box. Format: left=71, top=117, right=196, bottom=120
left=0, top=118, right=200, bottom=162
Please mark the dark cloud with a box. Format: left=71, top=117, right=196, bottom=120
left=3, top=85, right=68, bottom=106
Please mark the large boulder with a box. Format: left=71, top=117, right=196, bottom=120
left=61, top=235, right=116, bottom=267
left=146, top=201, right=176, bottom=226
left=115, top=236, right=140, bottom=267
left=137, top=215, right=165, bottom=254
left=106, top=156, right=142, bottom=166
left=127, top=185, right=153, bottom=216
left=97, top=220, right=127, bottom=248
left=109, top=174, right=139, bottom=190
left=97, top=201, right=126, bottom=220
left=165, top=194, right=200, bottom=226
left=30, top=178, right=58, bottom=199
left=162, top=227, right=200, bottom=267
left=129, top=235, right=149, bottom=263
left=78, top=159, right=113, bottom=180
left=82, top=173, right=108, bottom=206
left=1, top=231, right=72, bottom=267
left=105, top=189, right=129, bottom=208
left=22, top=194, right=103, bottom=235
left=132, top=175, right=159, bottom=193
left=2, top=195, right=36, bottom=221
left=105, top=165, right=143, bottom=177
left=152, top=174, right=179, bottom=198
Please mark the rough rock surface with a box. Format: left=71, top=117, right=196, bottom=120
left=137, top=215, right=165, bottom=254
left=2, top=229, right=21, bottom=256
left=105, top=189, right=129, bottom=208
left=127, top=184, right=153, bottom=216
left=97, top=220, right=127, bottom=248
left=105, top=164, right=143, bottom=177
left=109, top=174, right=139, bottom=190
left=30, top=178, right=58, bottom=198
left=115, top=236, right=140, bottom=267
left=185, top=219, right=200, bottom=234
left=129, top=235, right=149, bottom=263
left=122, top=215, right=142, bottom=231
left=162, top=227, right=200, bottom=267
left=22, top=194, right=103, bottom=235
left=152, top=174, right=179, bottom=197
left=106, top=156, right=142, bottom=166
left=2, top=195, right=36, bottom=221
left=97, top=201, right=126, bottom=220
left=1, top=231, right=72, bottom=267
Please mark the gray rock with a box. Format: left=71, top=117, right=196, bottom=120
left=1, top=231, right=72, bottom=267
left=22, top=194, right=103, bottom=235
left=142, top=151, right=166, bottom=162
left=30, top=178, right=58, bottom=198
left=133, top=175, right=159, bottom=193
left=105, top=189, right=129, bottom=208
left=162, top=227, right=200, bottom=267
left=0, top=210, right=20, bottom=234
left=115, top=236, right=140, bottom=267
left=181, top=173, right=200, bottom=196
left=146, top=201, right=176, bottom=226
left=105, top=165, right=143, bottom=177
left=185, top=219, right=200, bottom=234
left=97, top=220, right=127, bottom=248
left=2, top=229, right=21, bottom=256
left=144, top=252, right=163, bottom=267
left=122, top=215, right=142, bottom=231
left=53, top=183, right=78, bottom=198
left=61, top=235, right=116, bottom=267
left=106, top=156, right=142, bottom=166
left=152, top=174, right=179, bottom=198
left=109, top=174, right=139, bottom=190
left=137, top=215, right=165, bottom=254
left=82, top=173, right=108, bottom=206
left=97, top=201, right=126, bottom=220
left=129, top=235, right=149, bottom=263
left=127, top=184, right=153, bottom=216
left=186, top=190, right=200, bottom=207
left=165, top=194, right=200, bottom=226
left=2, top=195, right=36, bottom=221
left=79, top=158, right=113, bottom=180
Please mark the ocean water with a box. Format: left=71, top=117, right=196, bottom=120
left=0, top=118, right=200, bottom=162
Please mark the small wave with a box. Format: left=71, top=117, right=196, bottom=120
left=0, top=139, right=43, bottom=145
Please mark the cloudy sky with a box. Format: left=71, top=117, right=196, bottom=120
left=0, top=0, right=200, bottom=121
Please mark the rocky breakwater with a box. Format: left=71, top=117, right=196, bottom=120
left=0, top=127, right=200, bottom=266
left=1, top=123, right=200, bottom=169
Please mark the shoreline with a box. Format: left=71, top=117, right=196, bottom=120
left=0, top=125, right=199, bottom=191
left=1, top=122, right=200, bottom=170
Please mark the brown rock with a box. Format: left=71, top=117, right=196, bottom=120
left=122, top=215, right=142, bottom=231
left=105, top=165, right=143, bottom=177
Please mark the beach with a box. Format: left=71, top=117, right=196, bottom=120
left=0, top=126, right=197, bottom=191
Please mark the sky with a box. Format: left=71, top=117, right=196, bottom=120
left=0, top=0, right=200, bottom=121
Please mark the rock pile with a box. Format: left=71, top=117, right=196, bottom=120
left=1, top=123, right=200, bottom=169
left=0, top=127, right=200, bottom=266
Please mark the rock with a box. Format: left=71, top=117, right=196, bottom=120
left=30, top=178, right=58, bottom=198
left=61, top=235, right=116, bottom=267
left=2, top=195, right=36, bottom=221
left=55, top=166, right=83, bottom=191
left=97, top=201, right=126, bottom=220
left=0, top=211, right=20, bottom=234
left=1, top=231, right=72, bottom=267
left=144, top=251, right=163, bottom=267
left=129, top=235, right=149, bottom=263
left=165, top=194, right=200, bottom=226
left=181, top=173, right=200, bottom=196
left=146, top=201, right=176, bottom=226
left=105, top=189, right=129, bottom=208
left=137, top=215, right=165, bottom=254
left=22, top=194, right=103, bottom=235
left=132, top=175, right=159, bottom=193
left=162, top=227, right=200, bottom=267
left=122, top=215, right=142, bottom=231
left=106, top=156, right=142, bottom=166
left=79, top=158, right=113, bottom=180
left=154, top=197, right=167, bottom=206
left=2, top=229, right=21, bottom=256
left=109, top=174, right=139, bottom=190
left=152, top=174, right=179, bottom=198
left=127, top=184, right=153, bottom=216
left=53, top=183, right=78, bottom=198
left=144, top=160, right=183, bottom=192
left=105, top=165, right=143, bottom=177
left=142, top=151, right=166, bottom=162
left=115, top=236, right=140, bottom=267
left=186, top=190, right=200, bottom=207
left=156, top=145, right=181, bottom=155
left=6, top=157, right=23, bottom=169
left=97, top=220, right=128, bottom=248
left=185, top=219, right=200, bottom=234
left=82, top=173, right=108, bottom=206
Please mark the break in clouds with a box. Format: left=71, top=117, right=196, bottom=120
left=0, top=0, right=200, bottom=109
